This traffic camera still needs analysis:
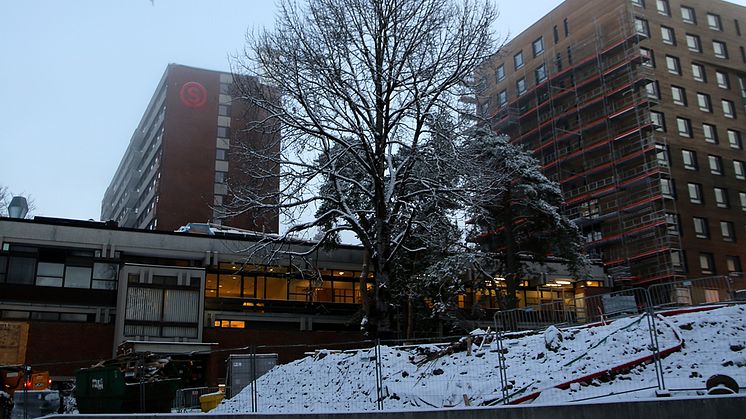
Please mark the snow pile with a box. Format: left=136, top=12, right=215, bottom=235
left=213, top=305, right=745, bottom=413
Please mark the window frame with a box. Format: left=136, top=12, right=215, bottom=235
left=635, top=17, right=650, bottom=37
left=734, top=160, right=746, bottom=180
left=686, top=34, right=702, bottom=52
left=516, top=77, right=527, bottom=96
left=681, top=6, right=696, bottom=24
left=691, top=63, right=706, bottom=82
left=703, top=123, right=718, bottom=144
left=721, top=221, right=736, bottom=242
left=532, top=37, right=545, bottom=57
left=713, top=40, right=728, bottom=59
left=513, top=51, right=524, bottom=70
left=722, top=99, right=736, bottom=119
left=496, top=64, right=505, bottom=82
left=708, top=13, right=723, bottom=31
left=715, top=71, right=729, bottom=89
left=714, top=187, right=729, bottom=208
left=728, top=129, right=742, bottom=149
left=661, top=25, right=676, bottom=45
left=709, top=155, right=724, bottom=175
left=696, top=92, right=711, bottom=112
left=682, top=149, right=698, bottom=170
left=656, top=0, right=670, bottom=16
left=671, top=85, right=687, bottom=106
left=677, top=117, right=692, bottom=137
left=665, top=55, right=680, bottom=74
left=693, top=216, right=709, bottom=238
left=699, top=253, right=715, bottom=275
left=688, top=182, right=703, bottom=204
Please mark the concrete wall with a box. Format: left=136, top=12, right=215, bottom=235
left=45, top=394, right=746, bottom=418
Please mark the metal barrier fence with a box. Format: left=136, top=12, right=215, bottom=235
left=648, top=273, right=746, bottom=308
left=173, top=386, right=228, bottom=412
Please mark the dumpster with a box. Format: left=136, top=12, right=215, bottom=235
left=74, top=366, right=179, bottom=413
left=199, top=391, right=225, bottom=412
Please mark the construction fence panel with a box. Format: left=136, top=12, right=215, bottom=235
left=648, top=275, right=744, bottom=308
left=654, top=303, right=746, bottom=393
left=237, top=340, right=381, bottom=413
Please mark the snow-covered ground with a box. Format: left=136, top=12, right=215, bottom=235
left=213, top=305, right=746, bottom=414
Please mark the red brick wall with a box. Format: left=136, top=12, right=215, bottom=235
left=25, top=322, right=115, bottom=378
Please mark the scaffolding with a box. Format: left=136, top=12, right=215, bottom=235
left=488, top=5, right=683, bottom=286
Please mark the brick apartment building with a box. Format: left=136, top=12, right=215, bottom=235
left=101, top=64, right=279, bottom=233
left=478, top=0, right=746, bottom=285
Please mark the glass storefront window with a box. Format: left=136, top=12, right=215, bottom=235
left=205, top=274, right=218, bottom=297
left=242, top=276, right=256, bottom=298
left=265, top=277, right=288, bottom=300
left=219, top=274, right=241, bottom=298
left=289, top=279, right=310, bottom=301
left=64, top=266, right=92, bottom=289
left=333, top=280, right=355, bottom=303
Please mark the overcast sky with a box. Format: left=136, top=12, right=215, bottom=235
left=2, top=0, right=745, bottom=222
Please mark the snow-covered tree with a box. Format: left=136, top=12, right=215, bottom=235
left=462, top=127, right=588, bottom=309
left=229, top=0, right=497, bottom=334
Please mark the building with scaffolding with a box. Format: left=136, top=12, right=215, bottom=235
left=478, top=0, right=746, bottom=286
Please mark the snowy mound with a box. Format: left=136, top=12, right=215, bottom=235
left=213, top=305, right=746, bottom=413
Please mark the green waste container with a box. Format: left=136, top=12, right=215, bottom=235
left=74, top=367, right=179, bottom=413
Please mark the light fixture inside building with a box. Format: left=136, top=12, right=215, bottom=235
left=555, top=280, right=572, bottom=285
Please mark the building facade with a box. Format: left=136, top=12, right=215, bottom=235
left=0, top=216, right=367, bottom=382
left=101, top=64, right=279, bottom=233
left=478, top=0, right=746, bottom=285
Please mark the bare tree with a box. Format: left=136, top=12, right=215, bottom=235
left=229, top=0, right=497, bottom=334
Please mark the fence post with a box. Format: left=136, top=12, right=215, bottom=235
left=250, top=345, right=258, bottom=413
left=642, top=289, right=666, bottom=391
left=374, top=339, right=384, bottom=410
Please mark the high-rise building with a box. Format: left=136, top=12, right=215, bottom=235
left=102, top=64, right=279, bottom=233
left=478, top=0, right=746, bottom=285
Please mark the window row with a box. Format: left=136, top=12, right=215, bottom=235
left=667, top=214, right=739, bottom=243
left=635, top=18, right=736, bottom=60
left=660, top=179, right=746, bottom=204
left=632, top=1, right=735, bottom=34
left=650, top=111, right=743, bottom=149
left=0, top=249, right=118, bottom=290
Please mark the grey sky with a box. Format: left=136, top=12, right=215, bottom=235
left=1, top=0, right=744, bottom=221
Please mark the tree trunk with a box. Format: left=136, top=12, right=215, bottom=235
left=502, top=189, right=519, bottom=309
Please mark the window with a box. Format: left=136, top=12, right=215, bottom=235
left=665, top=55, right=680, bottom=74
left=721, top=221, right=736, bottom=242
left=555, top=53, right=563, bottom=71
left=217, top=126, right=230, bottom=138
left=656, top=0, right=670, bottom=15
left=641, top=47, right=655, bottom=67
left=532, top=37, right=545, bottom=57
left=514, top=51, right=524, bottom=70
left=215, top=171, right=228, bottom=183
left=740, top=192, right=746, bottom=210
left=715, top=71, right=729, bottom=88
left=496, top=64, right=505, bottom=82
left=498, top=89, right=508, bottom=107
left=697, top=93, right=711, bottom=112
left=671, top=85, right=686, bottom=105
left=700, top=253, right=715, bottom=274
left=645, top=81, right=660, bottom=99
left=728, top=130, right=742, bottom=149
left=742, top=46, right=746, bottom=63
left=661, top=26, right=675, bottom=44
left=631, top=0, right=644, bottom=7
left=722, top=100, right=736, bottom=118
left=564, top=18, right=569, bottom=36
left=516, top=78, right=526, bottom=96
left=736, top=19, right=742, bottom=36
left=218, top=105, right=230, bottom=116
left=708, top=13, right=723, bottom=31
left=567, top=46, right=573, bottom=65
left=726, top=256, right=742, bottom=273
left=635, top=17, right=650, bottom=37
left=666, top=212, right=680, bottom=235
left=714, top=187, right=729, bottom=208
left=657, top=143, right=671, bottom=166
left=535, top=64, right=547, bottom=83
left=661, top=178, right=676, bottom=198
left=735, top=160, right=746, bottom=180
left=672, top=250, right=686, bottom=272
left=651, top=111, right=666, bottom=131
left=553, top=25, right=559, bottom=44
left=686, top=34, right=702, bottom=52
left=677, top=117, right=692, bottom=137
left=713, top=40, right=728, bottom=59
left=691, top=63, right=705, bottom=82
left=693, top=217, right=709, bottom=238
left=682, top=149, right=697, bottom=170
left=216, top=149, right=228, bottom=161
left=688, top=182, right=703, bottom=203
left=681, top=6, right=696, bottom=24
left=709, top=155, right=723, bottom=175
left=703, top=123, right=718, bottom=143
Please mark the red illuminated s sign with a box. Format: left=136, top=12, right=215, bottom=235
left=180, top=81, right=207, bottom=108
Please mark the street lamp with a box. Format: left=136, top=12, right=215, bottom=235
left=7, top=196, right=28, bottom=219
